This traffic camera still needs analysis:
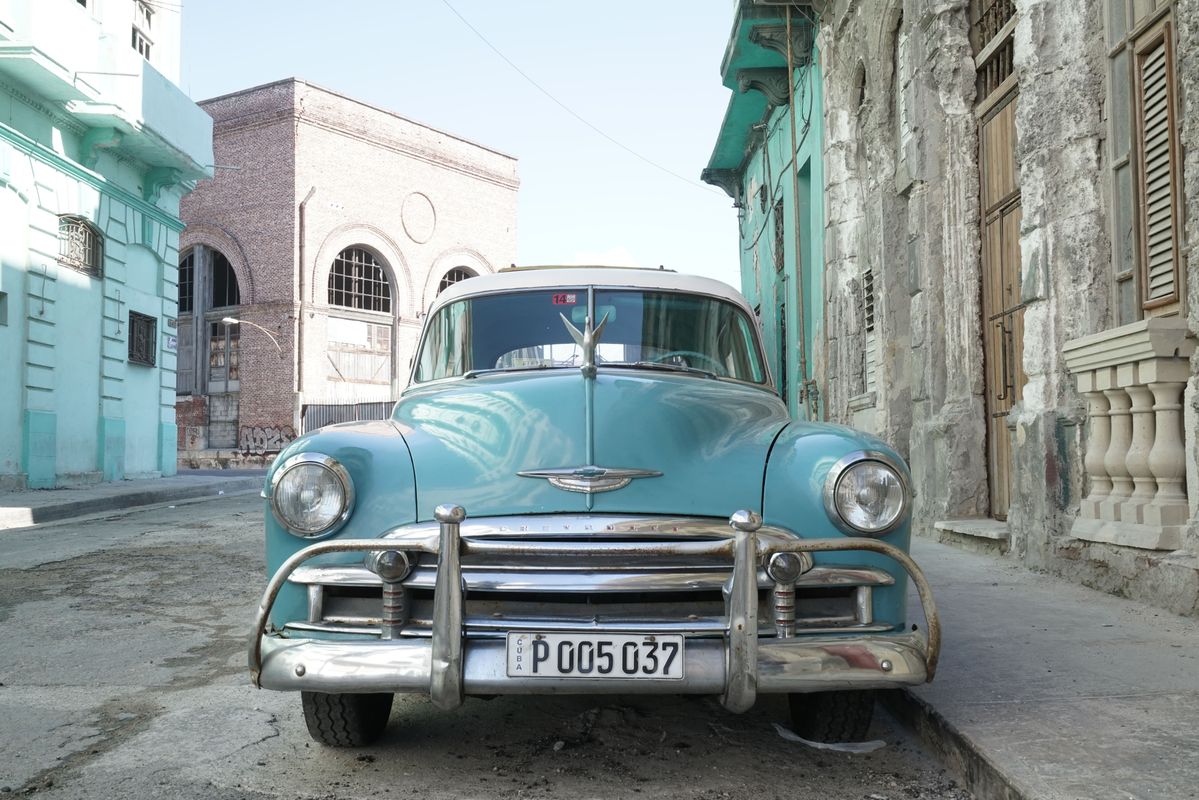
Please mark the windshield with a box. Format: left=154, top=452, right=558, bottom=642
left=413, top=288, right=767, bottom=384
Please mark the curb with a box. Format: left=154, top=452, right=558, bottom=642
left=0, top=476, right=263, bottom=530
left=881, top=689, right=1030, bottom=800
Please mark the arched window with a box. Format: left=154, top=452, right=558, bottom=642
left=329, top=247, right=391, bottom=313
left=438, top=266, right=476, bottom=295
left=57, top=215, right=102, bottom=277
left=178, top=250, right=194, bottom=313
left=210, top=250, right=240, bottom=308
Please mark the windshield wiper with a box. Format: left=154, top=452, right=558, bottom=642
left=604, top=362, right=719, bottom=380
left=463, top=365, right=560, bottom=379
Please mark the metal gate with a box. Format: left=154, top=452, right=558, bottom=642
left=301, top=401, right=393, bottom=434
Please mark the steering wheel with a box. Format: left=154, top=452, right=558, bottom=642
left=649, top=350, right=726, bottom=374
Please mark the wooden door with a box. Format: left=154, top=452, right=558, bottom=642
left=979, top=90, right=1024, bottom=520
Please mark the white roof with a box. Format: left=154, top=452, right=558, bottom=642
left=429, top=266, right=751, bottom=316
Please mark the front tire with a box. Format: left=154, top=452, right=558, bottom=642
left=788, top=690, right=875, bottom=742
left=301, top=691, right=393, bottom=747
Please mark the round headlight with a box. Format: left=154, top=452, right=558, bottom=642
left=270, top=454, right=354, bottom=537
left=824, top=453, right=908, bottom=536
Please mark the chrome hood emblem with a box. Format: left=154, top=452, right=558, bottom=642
left=517, top=465, right=663, bottom=494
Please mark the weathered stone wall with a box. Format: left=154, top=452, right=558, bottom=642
left=1179, top=0, right=1199, bottom=557
left=821, top=0, right=987, bottom=528
left=820, top=0, right=1199, bottom=615
left=1006, top=0, right=1108, bottom=566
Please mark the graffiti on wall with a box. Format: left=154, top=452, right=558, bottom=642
left=239, top=425, right=296, bottom=455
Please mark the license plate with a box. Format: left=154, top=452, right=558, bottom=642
left=506, top=632, right=685, bottom=679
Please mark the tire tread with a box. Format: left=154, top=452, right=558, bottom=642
left=301, top=691, right=393, bottom=747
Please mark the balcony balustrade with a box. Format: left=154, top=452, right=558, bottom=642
left=1063, top=318, right=1195, bottom=551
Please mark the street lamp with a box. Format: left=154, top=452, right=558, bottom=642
left=221, top=316, right=282, bottom=355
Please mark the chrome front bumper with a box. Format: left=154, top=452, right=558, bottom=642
left=249, top=507, right=940, bottom=713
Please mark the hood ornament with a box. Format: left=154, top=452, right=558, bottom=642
left=518, top=465, right=663, bottom=494
left=560, top=310, right=609, bottom=379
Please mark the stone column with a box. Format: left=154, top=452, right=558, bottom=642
left=1080, top=388, right=1111, bottom=518
left=1145, top=381, right=1188, bottom=528
left=1123, top=383, right=1157, bottom=523
left=1100, top=387, right=1133, bottom=521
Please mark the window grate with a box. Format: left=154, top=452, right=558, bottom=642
left=862, top=269, right=876, bottom=333
left=57, top=216, right=102, bottom=277
left=971, top=0, right=1017, bottom=100
left=128, top=312, right=157, bottom=367
left=438, top=267, right=476, bottom=295
left=329, top=247, right=392, bottom=313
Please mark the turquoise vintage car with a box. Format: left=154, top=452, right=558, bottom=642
left=250, top=266, right=939, bottom=747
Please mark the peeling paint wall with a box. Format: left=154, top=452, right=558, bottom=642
left=821, top=0, right=1199, bottom=615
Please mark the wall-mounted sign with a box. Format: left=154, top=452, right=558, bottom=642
left=165, top=334, right=178, bottom=353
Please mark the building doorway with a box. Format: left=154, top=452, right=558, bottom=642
left=972, top=0, right=1024, bottom=519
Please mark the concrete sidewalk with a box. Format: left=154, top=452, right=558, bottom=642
left=0, top=469, right=265, bottom=530
left=889, top=538, right=1198, bottom=800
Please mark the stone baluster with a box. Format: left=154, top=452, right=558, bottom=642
left=1080, top=388, right=1111, bottom=519
left=1122, top=384, right=1157, bottom=524
left=1100, top=387, right=1133, bottom=521
left=1144, top=381, right=1189, bottom=528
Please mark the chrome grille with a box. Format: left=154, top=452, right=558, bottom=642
left=284, top=515, right=893, bottom=638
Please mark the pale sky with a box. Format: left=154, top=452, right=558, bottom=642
left=180, top=1, right=743, bottom=285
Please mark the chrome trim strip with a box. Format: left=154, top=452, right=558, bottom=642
left=257, top=633, right=928, bottom=694
left=283, top=619, right=898, bottom=637
left=287, top=564, right=896, bottom=593
left=822, top=450, right=912, bottom=537
left=383, top=513, right=797, bottom=540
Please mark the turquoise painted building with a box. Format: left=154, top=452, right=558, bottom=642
left=0, top=0, right=212, bottom=488
left=702, top=2, right=823, bottom=420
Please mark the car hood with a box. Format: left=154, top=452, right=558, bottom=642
left=393, top=370, right=790, bottom=520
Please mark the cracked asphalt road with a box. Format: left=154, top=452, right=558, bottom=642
left=0, top=494, right=972, bottom=800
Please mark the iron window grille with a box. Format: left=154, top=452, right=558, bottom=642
left=438, top=267, right=476, bottom=294
left=970, top=0, right=1017, bottom=100
left=329, top=247, right=392, bottom=313
left=128, top=311, right=157, bottom=367
left=57, top=216, right=102, bottom=277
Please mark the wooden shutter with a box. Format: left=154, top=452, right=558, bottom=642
left=1135, top=20, right=1181, bottom=310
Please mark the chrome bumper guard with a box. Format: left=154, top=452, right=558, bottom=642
left=249, top=506, right=941, bottom=713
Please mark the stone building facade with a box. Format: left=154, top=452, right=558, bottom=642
left=816, top=0, right=1199, bottom=614
left=0, top=0, right=212, bottom=488
left=177, top=79, right=518, bottom=464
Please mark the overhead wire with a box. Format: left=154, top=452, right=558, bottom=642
left=436, top=0, right=718, bottom=195
left=741, top=63, right=812, bottom=253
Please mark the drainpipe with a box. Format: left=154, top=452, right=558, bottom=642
left=297, top=186, right=316, bottom=430
left=785, top=7, right=817, bottom=420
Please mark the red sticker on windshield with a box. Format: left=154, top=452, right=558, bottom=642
left=552, top=293, right=577, bottom=305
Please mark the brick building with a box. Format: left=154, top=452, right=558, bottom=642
left=176, top=79, right=518, bottom=464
